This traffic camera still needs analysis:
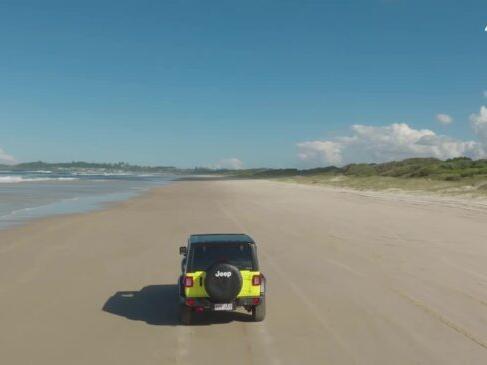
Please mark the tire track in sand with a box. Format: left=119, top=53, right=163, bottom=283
left=218, top=202, right=282, bottom=365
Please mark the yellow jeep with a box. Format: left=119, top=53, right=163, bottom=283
left=178, top=234, right=265, bottom=325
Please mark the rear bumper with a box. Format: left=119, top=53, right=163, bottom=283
left=181, top=296, right=264, bottom=310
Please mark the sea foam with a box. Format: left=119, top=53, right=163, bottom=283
left=0, top=176, right=78, bottom=183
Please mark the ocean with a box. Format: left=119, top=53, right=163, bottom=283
left=0, top=170, right=176, bottom=229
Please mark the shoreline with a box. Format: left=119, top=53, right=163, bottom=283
left=0, top=178, right=175, bottom=233
left=0, top=187, right=173, bottom=258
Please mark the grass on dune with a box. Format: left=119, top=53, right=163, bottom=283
left=228, top=157, right=487, bottom=197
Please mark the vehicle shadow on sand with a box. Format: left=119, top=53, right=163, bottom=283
left=102, top=284, right=253, bottom=326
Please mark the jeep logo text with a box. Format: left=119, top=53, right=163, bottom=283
left=215, top=271, right=232, bottom=278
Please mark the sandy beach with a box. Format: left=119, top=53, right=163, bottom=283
left=1, top=180, right=487, bottom=364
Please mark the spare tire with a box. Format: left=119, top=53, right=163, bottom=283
left=204, top=263, right=242, bottom=302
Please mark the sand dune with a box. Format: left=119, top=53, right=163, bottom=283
left=1, top=180, right=487, bottom=364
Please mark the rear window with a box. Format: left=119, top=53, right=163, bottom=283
left=188, top=243, right=255, bottom=271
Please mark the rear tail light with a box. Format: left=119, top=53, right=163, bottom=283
left=185, top=298, right=195, bottom=306
left=252, top=274, right=262, bottom=286
left=252, top=298, right=260, bottom=305
left=184, top=276, right=194, bottom=287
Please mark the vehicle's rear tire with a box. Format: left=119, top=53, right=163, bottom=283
left=252, top=299, right=265, bottom=322
left=180, top=305, right=192, bottom=325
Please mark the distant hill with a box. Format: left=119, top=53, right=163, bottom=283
left=2, top=157, right=487, bottom=181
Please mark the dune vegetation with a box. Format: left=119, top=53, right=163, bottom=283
left=227, top=157, right=487, bottom=197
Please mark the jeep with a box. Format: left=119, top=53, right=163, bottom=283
left=178, top=233, right=266, bottom=325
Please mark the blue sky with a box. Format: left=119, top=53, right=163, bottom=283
left=1, top=0, right=486, bottom=168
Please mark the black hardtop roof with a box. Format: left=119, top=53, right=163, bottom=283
left=189, top=233, right=255, bottom=245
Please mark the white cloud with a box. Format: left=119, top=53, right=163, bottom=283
left=297, top=140, right=344, bottom=165
left=297, top=123, right=485, bottom=166
left=0, top=147, right=16, bottom=165
left=436, top=113, right=453, bottom=124
left=470, top=105, right=487, bottom=149
left=212, top=158, right=244, bottom=170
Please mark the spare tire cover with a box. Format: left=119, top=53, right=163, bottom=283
left=204, top=263, right=242, bottom=302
